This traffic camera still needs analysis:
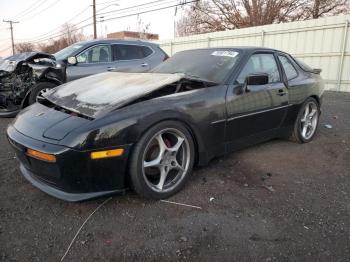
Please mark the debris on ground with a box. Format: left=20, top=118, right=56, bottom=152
left=261, top=185, right=275, bottom=192
left=324, top=124, right=333, bottom=129
left=209, top=197, right=215, bottom=202
left=60, top=197, right=112, bottom=261
left=160, top=200, right=202, bottom=209
left=0, top=156, right=16, bottom=162
left=261, top=173, right=273, bottom=182
left=180, top=236, right=188, bottom=242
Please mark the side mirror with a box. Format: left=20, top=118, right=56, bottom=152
left=245, top=74, right=269, bottom=86
left=312, top=68, right=322, bottom=74
left=67, top=56, right=77, bottom=65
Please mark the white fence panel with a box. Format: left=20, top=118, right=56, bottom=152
left=158, top=15, right=350, bottom=92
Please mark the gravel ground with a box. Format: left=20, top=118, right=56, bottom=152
left=0, top=91, right=349, bottom=262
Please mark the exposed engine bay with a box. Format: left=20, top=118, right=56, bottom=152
left=0, top=52, right=66, bottom=117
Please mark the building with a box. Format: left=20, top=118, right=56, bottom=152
left=107, top=31, right=159, bottom=40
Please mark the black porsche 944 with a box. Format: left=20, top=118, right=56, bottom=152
left=7, top=47, right=324, bottom=201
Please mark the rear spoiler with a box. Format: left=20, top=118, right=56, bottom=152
left=312, top=68, right=322, bottom=74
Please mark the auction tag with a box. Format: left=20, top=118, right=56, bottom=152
left=211, top=50, right=239, bottom=58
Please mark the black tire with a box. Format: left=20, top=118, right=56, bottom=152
left=289, top=97, right=320, bottom=143
left=129, top=121, right=195, bottom=199
left=28, top=82, right=57, bottom=105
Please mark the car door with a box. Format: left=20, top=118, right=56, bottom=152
left=226, top=52, right=289, bottom=149
left=110, top=44, right=151, bottom=72
left=66, top=44, right=114, bottom=81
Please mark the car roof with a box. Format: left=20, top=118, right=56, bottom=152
left=75, top=38, right=159, bottom=47
left=180, top=46, right=285, bottom=54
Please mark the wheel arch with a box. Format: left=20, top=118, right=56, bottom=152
left=309, top=94, right=320, bottom=106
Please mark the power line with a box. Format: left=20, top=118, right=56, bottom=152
left=18, top=0, right=63, bottom=21
left=73, top=0, right=179, bottom=29
left=17, top=6, right=91, bottom=42
left=20, top=0, right=176, bottom=42
left=16, top=0, right=119, bottom=42
left=28, top=22, right=93, bottom=44
left=10, top=0, right=47, bottom=20
left=96, top=0, right=119, bottom=5
left=21, top=0, right=196, bottom=44
left=102, top=0, right=197, bottom=23
left=99, top=0, right=178, bottom=16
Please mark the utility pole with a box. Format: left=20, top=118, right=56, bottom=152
left=93, top=0, right=97, bottom=39
left=3, top=20, right=19, bottom=55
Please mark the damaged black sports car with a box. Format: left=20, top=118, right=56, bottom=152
left=7, top=47, right=324, bottom=201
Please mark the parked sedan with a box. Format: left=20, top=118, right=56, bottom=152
left=0, top=39, right=168, bottom=117
left=7, top=47, right=324, bottom=201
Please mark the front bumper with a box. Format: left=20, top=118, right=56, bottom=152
left=0, top=108, right=20, bottom=118
left=20, top=164, right=125, bottom=201
left=7, top=125, right=131, bottom=201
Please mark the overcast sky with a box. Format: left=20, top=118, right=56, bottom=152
left=0, top=0, right=185, bottom=58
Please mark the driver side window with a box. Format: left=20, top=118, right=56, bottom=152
left=76, top=45, right=112, bottom=64
left=237, top=53, right=280, bottom=84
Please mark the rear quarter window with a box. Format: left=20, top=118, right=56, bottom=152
left=141, top=46, right=153, bottom=57
left=292, top=56, right=313, bottom=72
left=112, top=44, right=153, bottom=61
left=278, top=55, right=298, bottom=80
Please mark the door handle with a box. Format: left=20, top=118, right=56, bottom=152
left=141, top=63, right=148, bottom=67
left=107, top=67, right=117, bottom=71
left=277, top=89, right=287, bottom=96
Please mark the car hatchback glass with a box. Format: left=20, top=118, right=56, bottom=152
left=152, top=49, right=241, bottom=84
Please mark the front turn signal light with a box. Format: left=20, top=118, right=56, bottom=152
left=90, top=148, right=124, bottom=159
left=26, top=149, right=56, bottom=163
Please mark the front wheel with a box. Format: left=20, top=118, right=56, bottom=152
left=290, top=97, right=320, bottom=143
left=28, top=82, right=57, bottom=105
left=129, top=121, right=195, bottom=199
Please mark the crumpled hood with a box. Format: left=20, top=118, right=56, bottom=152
left=44, top=72, right=184, bottom=118
left=0, top=52, right=55, bottom=72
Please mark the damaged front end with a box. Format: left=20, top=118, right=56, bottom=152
left=42, top=72, right=218, bottom=119
left=0, top=52, right=66, bottom=117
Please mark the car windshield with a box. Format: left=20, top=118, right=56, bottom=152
left=152, top=49, right=241, bottom=83
left=54, top=44, right=83, bottom=61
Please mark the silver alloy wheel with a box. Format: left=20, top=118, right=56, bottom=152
left=300, top=101, right=319, bottom=140
left=142, top=128, right=191, bottom=193
left=36, top=88, right=50, bottom=103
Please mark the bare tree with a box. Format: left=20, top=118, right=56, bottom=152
left=177, top=0, right=350, bottom=36
left=37, top=23, right=86, bottom=54
left=135, top=15, right=151, bottom=33
left=15, top=42, right=36, bottom=53
left=298, top=0, right=349, bottom=19
left=60, top=23, right=86, bottom=45
left=124, top=16, right=153, bottom=39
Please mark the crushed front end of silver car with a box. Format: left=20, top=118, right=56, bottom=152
left=0, top=52, right=66, bottom=117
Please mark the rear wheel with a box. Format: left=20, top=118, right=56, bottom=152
left=28, top=82, right=57, bottom=105
left=130, top=121, right=195, bottom=199
left=290, top=97, right=320, bottom=143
